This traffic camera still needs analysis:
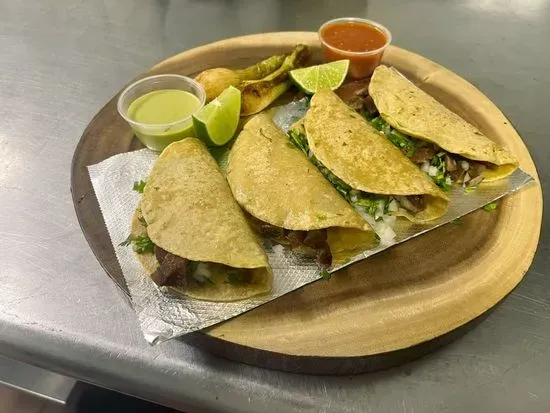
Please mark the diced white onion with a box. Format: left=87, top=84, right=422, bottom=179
left=428, top=166, right=439, bottom=177
left=354, top=206, right=396, bottom=244
left=421, top=161, right=431, bottom=173
left=193, top=263, right=212, bottom=283
left=388, top=199, right=399, bottom=212
left=272, top=244, right=284, bottom=255
left=460, top=160, right=470, bottom=171
left=377, top=223, right=396, bottom=246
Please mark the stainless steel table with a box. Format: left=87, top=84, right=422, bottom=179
left=1, top=1, right=549, bottom=412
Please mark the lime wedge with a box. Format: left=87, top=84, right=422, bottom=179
left=193, top=85, right=241, bottom=146
left=289, top=60, right=349, bottom=94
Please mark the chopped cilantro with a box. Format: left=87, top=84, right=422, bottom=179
left=350, top=192, right=392, bottom=219
left=430, top=153, right=451, bottom=192
left=451, top=218, right=462, bottom=225
left=367, top=115, right=458, bottom=191
left=119, top=234, right=154, bottom=254
left=483, top=202, right=498, bottom=212
left=288, top=129, right=309, bottom=154
left=353, top=195, right=380, bottom=216
left=388, top=129, right=417, bottom=158
left=369, top=116, right=386, bottom=132
left=369, top=116, right=418, bottom=158
left=317, top=163, right=351, bottom=197
left=133, top=180, right=146, bottom=193
left=132, top=236, right=154, bottom=254
left=464, top=186, right=477, bottom=194
left=320, top=268, right=331, bottom=280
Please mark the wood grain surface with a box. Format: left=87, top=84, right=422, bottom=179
left=71, top=32, right=542, bottom=370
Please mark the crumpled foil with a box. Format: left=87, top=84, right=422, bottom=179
left=88, top=100, right=534, bottom=344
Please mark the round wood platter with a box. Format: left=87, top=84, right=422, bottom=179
left=72, top=32, right=542, bottom=374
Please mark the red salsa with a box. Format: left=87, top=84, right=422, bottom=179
left=320, top=19, right=390, bottom=79
left=321, top=22, right=387, bottom=53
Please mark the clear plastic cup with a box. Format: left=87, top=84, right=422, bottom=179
left=117, top=74, right=206, bottom=152
left=319, top=17, right=392, bottom=79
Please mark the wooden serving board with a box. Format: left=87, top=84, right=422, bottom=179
left=71, top=32, right=542, bottom=374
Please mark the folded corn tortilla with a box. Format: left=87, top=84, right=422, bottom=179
left=136, top=138, right=272, bottom=301
left=304, top=89, right=449, bottom=223
left=369, top=65, right=518, bottom=181
left=227, top=113, right=377, bottom=265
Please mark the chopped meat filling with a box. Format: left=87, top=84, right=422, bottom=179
left=337, top=79, right=495, bottom=190
left=151, top=246, right=189, bottom=287
left=411, top=145, right=437, bottom=164
left=283, top=229, right=332, bottom=267
left=335, top=78, right=373, bottom=113
left=302, top=229, right=328, bottom=250
left=444, top=154, right=457, bottom=172
left=245, top=213, right=332, bottom=267
left=397, top=195, right=426, bottom=214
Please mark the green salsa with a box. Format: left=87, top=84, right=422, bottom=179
left=127, top=89, right=201, bottom=151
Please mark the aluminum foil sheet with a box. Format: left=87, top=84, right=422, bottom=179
left=88, top=101, right=534, bottom=345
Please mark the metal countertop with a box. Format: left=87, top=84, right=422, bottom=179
left=1, top=1, right=549, bottom=412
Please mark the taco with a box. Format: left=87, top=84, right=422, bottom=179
left=291, top=89, right=449, bottom=224
left=128, top=138, right=272, bottom=302
left=227, top=113, right=376, bottom=266
left=367, top=65, right=518, bottom=189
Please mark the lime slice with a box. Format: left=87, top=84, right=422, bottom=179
left=193, top=85, right=241, bottom=146
left=289, top=60, right=349, bottom=94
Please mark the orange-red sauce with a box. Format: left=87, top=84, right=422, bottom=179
left=320, top=21, right=390, bottom=79
left=321, top=22, right=387, bottom=53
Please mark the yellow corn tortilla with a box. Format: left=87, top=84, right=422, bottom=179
left=326, top=227, right=378, bottom=266
left=137, top=138, right=272, bottom=301
left=227, top=113, right=377, bottom=262
left=304, top=89, right=449, bottom=223
left=369, top=65, right=518, bottom=181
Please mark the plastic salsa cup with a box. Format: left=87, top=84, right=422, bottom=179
left=319, top=17, right=392, bottom=79
left=117, top=74, right=206, bottom=152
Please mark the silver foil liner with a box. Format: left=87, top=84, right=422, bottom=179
left=88, top=101, right=534, bottom=344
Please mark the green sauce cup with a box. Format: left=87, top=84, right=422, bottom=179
left=117, top=74, right=206, bottom=152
